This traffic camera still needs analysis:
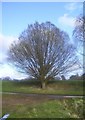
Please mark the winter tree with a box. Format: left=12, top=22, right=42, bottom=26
left=8, top=22, right=78, bottom=88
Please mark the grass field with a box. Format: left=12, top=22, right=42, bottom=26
left=2, top=94, right=84, bottom=118
left=1, top=79, right=83, bottom=95
left=1, top=79, right=84, bottom=118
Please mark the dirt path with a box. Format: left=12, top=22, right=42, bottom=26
left=1, top=92, right=83, bottom=99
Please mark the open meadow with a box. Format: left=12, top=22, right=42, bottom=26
left=1, top=79, right=84, bottom=118
left=2, top=79, right=83, bottom=95
left=2, top=94, right=83, bottom=118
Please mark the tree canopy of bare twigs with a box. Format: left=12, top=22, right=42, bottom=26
left=8, top=22, right=78, bottom=88
left=73, top=15, right=84, bottom=42
left=73, top=14, right=85, bottom=56
left=73, top=14, right=85, bottom=71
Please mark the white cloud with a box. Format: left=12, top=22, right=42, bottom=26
left=65, top=3, right=77, bottom=11
left=0, top=64, right=28, bottom=79
left=0, top=33, right=18, bottom=63
left=0, top=34, right=18, bottom=51
left=0, top=34, right=28, bottom=79
left=58, top=14, right=76, bottom=27
left=65, top=2, right=83, bottom=12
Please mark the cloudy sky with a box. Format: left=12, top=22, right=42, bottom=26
left=0, top=1, right=83, bottom=79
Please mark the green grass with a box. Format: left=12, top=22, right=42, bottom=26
left=2, top=94, right=84, bottom=118
left=0, top=80, right=2, bottom=92
left=2, top=80, right=83, bottom=95
left=0, top=94, right=2, bottom=118
left=1, top=80, right=84, bottom=118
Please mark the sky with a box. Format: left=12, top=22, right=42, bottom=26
left=0, top=1, right=84, bottom=79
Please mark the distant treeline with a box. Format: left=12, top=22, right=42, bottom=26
left=0, top=73, right=85, bottom=81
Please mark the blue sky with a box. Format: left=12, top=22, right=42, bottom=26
left=0, top=2, right=83, bottom=79
left=2, top=2, right=82, bottom=37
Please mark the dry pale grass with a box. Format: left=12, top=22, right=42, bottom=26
left=0, top=94, right=2, bottom=117
left=2, top=94, right=51, bottom=108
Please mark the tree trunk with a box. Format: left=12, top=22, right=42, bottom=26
left=41, top=81, right=46, bottom=89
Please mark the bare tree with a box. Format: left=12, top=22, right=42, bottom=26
left=73, top=15, right=84, bottom=42
left=73, top=14, right=85, bottom=71
left=61, top=75, right=66, bottom=80
left=73, top=14, right=85, bottom=55
left=8, top=22, right=78, bottom=89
